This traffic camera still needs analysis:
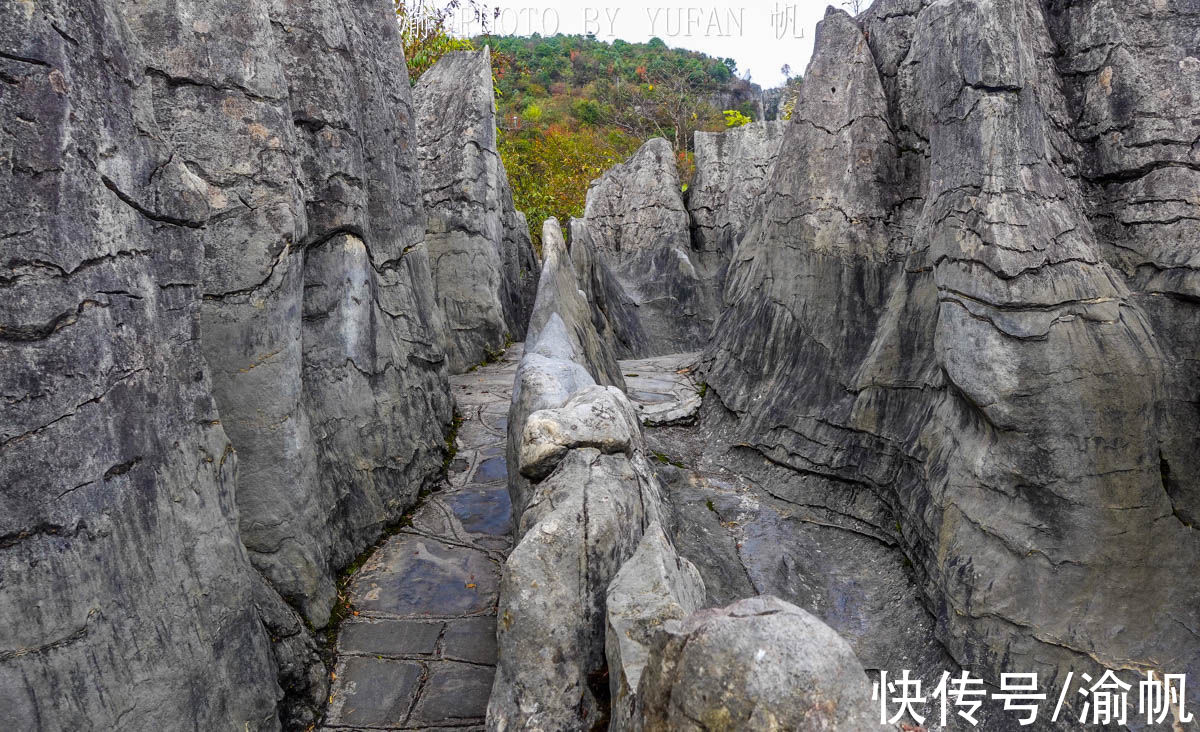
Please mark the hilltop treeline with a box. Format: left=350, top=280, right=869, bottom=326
left=482, top=34, right=764, bottom=247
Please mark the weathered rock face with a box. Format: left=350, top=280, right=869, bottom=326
left=689, top=121, right=786, bottom=266
left=635, top=596, right=881, bottom=731
left=2, top=0, right=462, bottom=726
left=0, top=1, right=284, bottom=727
left=490, top=219, right=662, bottom=730
left=568, top=218, right=652, bottom=359
left=1044, top=0, right=1200, bottom=529
left=572, top=123, right=786, bottom=362
left=702, top=1, right=1200, bottom=717
left=117, top=0, right=454, bottom=629
left=605, top=521, right=705, bottom=731
left=523, top=219, right=626, bottom=396
left=582, top=138, right=717, bottom=355
left=517, top=386, right=642, bottom=482
left=501, top=195, right=540, bottom=345
left=415, top=48, right=539, bottom=372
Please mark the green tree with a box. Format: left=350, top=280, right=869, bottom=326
left=480, top=34, right=761, bottom=242
left=521, top=103, right=543, bottom=123
left=571, top=99, right=604, bottom=124
left=394, top=0, right=488, bottom=82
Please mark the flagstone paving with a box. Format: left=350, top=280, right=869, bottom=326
left=322, top=346, right=521, bottom=731
left=320, top=347, right=709, bottom=730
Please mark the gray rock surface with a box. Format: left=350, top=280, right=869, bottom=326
left=620, top=353, right=704, bottom=427
left=0, top=1, right=284, bottom=728
left=700, top=2, right=1200, bottom=721
left=1, top=0, right=466, bottom=727
left=568, top=218, right=651, bottom=359
left=505, top=219, right=625, bottom=525
left=605, top=521, right=705, bottom=731
left=582, top=138, right=717, bottom=355
left=6, top=0, right=1200, bottom=728
left=501, top=197, right=540, bottom=345
left=518, top=385, right=642, bottom=481
left=688, top=121, right=785, bottom=272
left=634, top=596, right=881, bottom=731
left=1044, top=0, right=1200, bottom=529
left=118, top=0, right=455, bottom=631
left=415, top=48, right=539, bottom=372
left=490, top=446, right=664, bottom=730
left=490, top=218, right=663, bottom=730
left=524, top=218, right=625, bottom=391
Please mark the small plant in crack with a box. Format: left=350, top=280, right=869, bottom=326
left=442, top=410, right=464, bottom=473
left=322, top=507, right=418, bottom=663
left=467, top=339, right=510, bottom=372
left=652, top=451, right=685, bottom=469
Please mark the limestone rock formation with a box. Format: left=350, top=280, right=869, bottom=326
left=117, top=0, right=454, bottom=629
left=635, top=596, right=881, bottom=731
left=577, top=124, right=784, bottom=360
left=1044, top=0, right=1200, bottom=529
left=490, top=219, right=662, bottom=730
left=568, top=218, right=651, bottom=359
left=689, top=121, right=786, bottom=268
left=605, top=522, right=706, bottom=731
left=415, top=48, right=539, bottom=372
left=0, top=1, right=284, bottom=727
left=7, top=0, right=1200, bottom=728
left=700, top=1, right=1200, bottom=718
left=571, top=124, right=786, bottom=362
left=518, top=385, right=642, bottom=481
left=1, top=0, right=460, bottom=727
left=582, top=138, right=716, bottom=355
left=501, top=196, right=540, bottom=344
left=524, top=219, right=625, bottom=394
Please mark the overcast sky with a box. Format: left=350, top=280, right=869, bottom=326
left=445, top=1, right=836, bottom=88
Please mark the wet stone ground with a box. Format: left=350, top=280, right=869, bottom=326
left=322, top=346, right=521, bottom=731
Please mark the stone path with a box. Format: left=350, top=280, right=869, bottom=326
left=322, top=346, right=522, bottom=731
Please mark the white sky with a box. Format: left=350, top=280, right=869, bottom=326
left=445, top=1, right=837, bottom=88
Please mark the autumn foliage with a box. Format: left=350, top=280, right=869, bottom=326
left=394, top=3, right=761, bottom=250
left=487, top=34, right=760, bottom=248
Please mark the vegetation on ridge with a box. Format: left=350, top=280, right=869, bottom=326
left=394, top=1, right=770, bottom=249
left=486, top=34, right=762, bottom=248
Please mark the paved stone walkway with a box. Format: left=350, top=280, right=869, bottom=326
left=322, top=346, right=521, bottom=731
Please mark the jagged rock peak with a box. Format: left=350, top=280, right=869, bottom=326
left=581, top=138, right=717, bottom=356
left=415, top=47, right=539, bottom=373
left=689, top=120, right=786, bottom=260
left=699, top=0, right=1200, bottom=718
